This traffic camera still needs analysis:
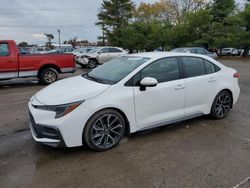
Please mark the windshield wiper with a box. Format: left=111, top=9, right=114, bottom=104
left=83, top=73, right=109, bottom=84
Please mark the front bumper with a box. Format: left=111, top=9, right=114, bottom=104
left=76, top=57, right=89, bottom=65
left=29, top=111, right=66, bottom=147
left=28, top=97, right=93, bottom=148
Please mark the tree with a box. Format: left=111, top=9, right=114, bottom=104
left=239, top=3, right=250, bottom=56
left=96, top=0, right=135, bottom=46
left=18, top=41, right=28, bottom=47
left=44, top=33, right=54, bottom=49
left=156, top=0, right=209, bottom=24
left=68, top=37, right=78, bottom=48
left=211, top=0, right=236, bottom=22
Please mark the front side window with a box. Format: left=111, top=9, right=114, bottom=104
left=182, top=57, right=206, bottom=78
left=0, top=43, right=10, bottom=56
left=196, top=48, right=205, bottom=54
left=100, top=48, right=109, bottom=53
left=109, top=48, right=122, bottom=53
left=138, top=57, right=180, bottom=84
left=190, top=49, right=196, bottom=53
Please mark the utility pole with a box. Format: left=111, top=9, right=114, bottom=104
left=57, top=29, right=61, bottom=47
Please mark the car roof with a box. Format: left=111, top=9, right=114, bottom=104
left=127, top=52, right=207, bottom=59
left=125, top=52, right=224, bottom=69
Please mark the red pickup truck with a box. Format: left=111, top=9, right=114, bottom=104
left=0, top=40, right=76, bottom=84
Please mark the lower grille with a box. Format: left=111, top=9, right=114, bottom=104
left=29, top=112, right=60, bottom=140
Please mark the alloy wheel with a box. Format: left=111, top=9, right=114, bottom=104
left=91, top=114, right=123, bottom=149
left=214, top=93, right=231, bottom=118
left=44, top=71, right=57, bottom=83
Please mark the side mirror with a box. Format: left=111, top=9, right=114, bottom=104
left=140, top=77, right=158, bottom=91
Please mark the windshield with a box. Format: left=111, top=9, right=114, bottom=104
left=83, top=56, right=150, bottom=84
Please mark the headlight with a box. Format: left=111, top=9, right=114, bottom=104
left=33, top=101, right=83, bottom=119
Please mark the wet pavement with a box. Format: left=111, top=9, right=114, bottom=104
left=0, top=59, right=250, bottom=188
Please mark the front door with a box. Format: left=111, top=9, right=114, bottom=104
left=98, top=48, right=111, bottom=63
left=133, top=57, right=186, bottom=130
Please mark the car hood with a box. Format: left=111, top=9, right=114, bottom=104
left=34, top=75, right=110, bottom=105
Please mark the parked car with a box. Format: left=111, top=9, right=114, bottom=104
left=0, top=40, right=76, bottom=84
left=171, top=47, right=218, bottom=59
left=49, top=46, right=74, bottom=54
left=29, top=52, right=240, bottom=151
left=72, top=47, right=93, bottom=57
left=76, top=47, right=127, bottom=68
left=219, top=48, right=239, bottom=56
left=18, top=47, right=31, bottom=54
left=30, top=47, right=50, bottom=54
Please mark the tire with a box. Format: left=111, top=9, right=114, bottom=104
left=83, top=109, right=126, bottom=151
left=39, top=68, right=58, bottom=85
left=210, top=91, right=232, bottom=120
left=88, top=59, right=97, bottom=69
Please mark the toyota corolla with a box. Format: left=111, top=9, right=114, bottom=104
left=28, top=52, right=240, bottom=151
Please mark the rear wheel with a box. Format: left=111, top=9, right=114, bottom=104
left=210, top=91, right=232, bottom=119
left=83, top=109, right=125, bottom=151
left=39, top=68, right=58, bottom=85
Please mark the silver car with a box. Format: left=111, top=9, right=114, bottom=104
left=76, top=47, right=127, bottom=68
left=171, top=47, right=218, bottom=59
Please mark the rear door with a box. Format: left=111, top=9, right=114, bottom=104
left=109, top=48, right=124, bottom=60
left=180, top=57, right=219, bottom=115
left=0, top=42, right=18, bottom=79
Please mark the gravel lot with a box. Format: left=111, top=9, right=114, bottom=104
left=0, top=59, right=249, bottom=188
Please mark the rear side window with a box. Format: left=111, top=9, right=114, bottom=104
left=0, top=43, right=10, bottom=56
left=182, top=57, right=206, bottom=78
left=204, top=60, right=220, bottom=74
left=139, top=57, right=180, bottom=83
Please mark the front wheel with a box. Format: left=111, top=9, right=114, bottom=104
left=88, top=59, right=97, bottom=69
left=83, top=109, right=125, bottom=151
left=210, top=91, right=232, bottom=119
left=39, top=68, right=58, bottom=85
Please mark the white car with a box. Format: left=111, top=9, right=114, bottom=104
left=72, top=47, right=92, bottom=57
left=29, top=52, right=240, bottom=151
left=30, top=47, right=50, bottom=54
left=76, top=47, right=127, bottom=68
left=220, top=48, right=239, bottom=56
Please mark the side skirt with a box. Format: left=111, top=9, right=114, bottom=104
left=137, top=113, right=203, bottom=132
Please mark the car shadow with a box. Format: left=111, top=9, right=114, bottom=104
left=0, top=78, right=41, bottom=88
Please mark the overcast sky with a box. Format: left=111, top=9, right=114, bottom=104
left=0, top=0, right=245, bottom=45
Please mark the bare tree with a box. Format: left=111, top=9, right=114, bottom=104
left=156, top=0, right=209, bottom=24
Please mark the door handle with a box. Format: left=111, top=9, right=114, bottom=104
left=175, top=84, right=185, bottom=90
left=8, top=60, right=16, bottom=63
left=208, top=78, right=216, bottom=82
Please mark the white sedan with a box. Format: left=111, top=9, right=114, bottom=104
left=29, top=52, right=240, bottom=151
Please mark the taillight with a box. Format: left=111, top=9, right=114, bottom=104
left=233, top=72, right=240, bottom=78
